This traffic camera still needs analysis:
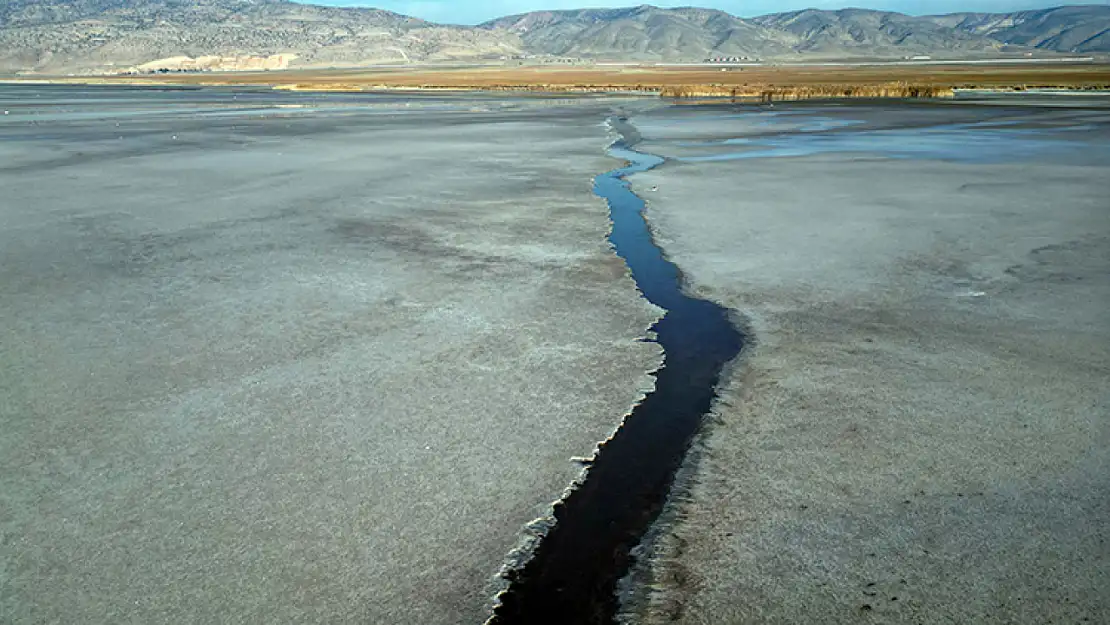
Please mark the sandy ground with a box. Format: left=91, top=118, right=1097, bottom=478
left=626, top=100, right=1110, bottom=623
left=0, top=87, right=662, bottom=623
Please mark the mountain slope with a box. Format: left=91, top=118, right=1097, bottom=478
left=482, top=5, right=794, bottom=61
left=2, top=2, right=1107, bottom=75
left=483, top=6, right=1013, bottom=61
left=752, top=8, right=1005, bottom=57
left=926, top=6, right=1110, bottom=53
left=0, top=0, right=522, bottom=74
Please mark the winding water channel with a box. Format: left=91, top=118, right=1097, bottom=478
left=491, top=118, right=744, bottom=624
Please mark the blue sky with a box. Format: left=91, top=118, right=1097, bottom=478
left=316, top=1, right=1110, bottom=24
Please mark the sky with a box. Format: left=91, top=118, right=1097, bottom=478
left=316, top=0, right=1110, bottom=24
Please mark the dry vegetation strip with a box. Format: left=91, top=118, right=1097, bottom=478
left=24, top=64, right=1110, bottom=100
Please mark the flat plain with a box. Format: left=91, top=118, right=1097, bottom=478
left=17, top=62, right=1110, bottom=98
left=0, top=86, right=662, bottom=623
left=625, top=98, right=1110, bottom=624
left=3, top=83, right=1109, bottom=625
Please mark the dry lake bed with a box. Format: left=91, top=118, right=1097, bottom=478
left=625, top=97, right=1110, bottom=624
left=2, top=86, right=1108, bottom=624
left=0, top=86, right=663, bottom=623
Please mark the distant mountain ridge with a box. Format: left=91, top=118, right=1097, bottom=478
left=481, top=6, right=797, bottom=61
left=1, top=2, right=1107, bottom=74
left=485, top=4, right=1110, bottom=61
left=0, top=0, right=522, bottom=73
left=750, top=8, right=1002, bottom=57
left=924, top=6, right=1110, bottom=53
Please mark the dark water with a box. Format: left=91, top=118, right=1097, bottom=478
left=490, top=118, right=744, bottom=624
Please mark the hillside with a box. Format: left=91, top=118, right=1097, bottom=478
left=926, top=5, right=1110, bottom=54
left=0, top=0, right=522, bottom=74
left=1, top=2, right=1107, bottom=75
left=751, top=8, right=1006, bottom=58
left=486, top=4, right=1110, bottom=61
left=482, top=6, right=796, bottom=61
left=483, top=6, right=1013, bottom=61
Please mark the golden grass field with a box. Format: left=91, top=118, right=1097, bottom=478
left=18, top=63, right=1110, bottom=100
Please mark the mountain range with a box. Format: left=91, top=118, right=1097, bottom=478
left=1, top=1, right=1107, bottom=74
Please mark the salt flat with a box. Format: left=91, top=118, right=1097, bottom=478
left=0, top=86, right=662, bottom=623
left=627, top=100, right=1110, bottom=624
left=6, top=86, right=1108, bottom=625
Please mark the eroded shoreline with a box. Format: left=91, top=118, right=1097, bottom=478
left=489, top=117, right=743, bottom=625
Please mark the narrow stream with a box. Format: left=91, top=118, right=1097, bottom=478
left=490, top=117, right=744, bottom=624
